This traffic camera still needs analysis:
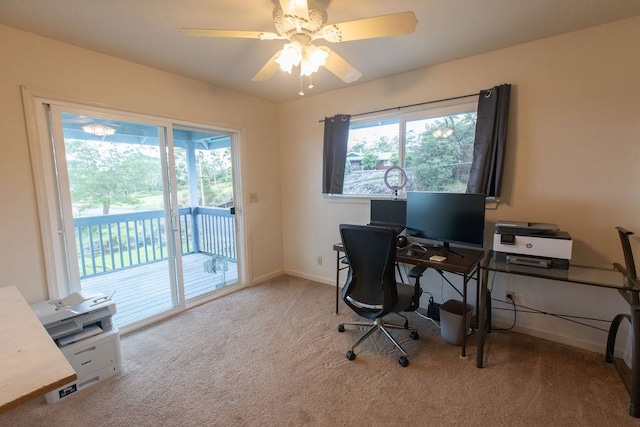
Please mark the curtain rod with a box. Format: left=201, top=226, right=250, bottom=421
left=318, top=92, right=478, bottom=122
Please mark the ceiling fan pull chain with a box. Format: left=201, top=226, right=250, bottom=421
left=299, top=74, right=305, bottom=96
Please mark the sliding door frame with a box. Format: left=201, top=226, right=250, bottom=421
left=21, top=86, right=248, bottom=317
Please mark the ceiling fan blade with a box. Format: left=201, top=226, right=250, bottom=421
left=252, top=51, right=282, bottom=82
left=318, top=11, right=418, bottom=42
left=180, top=28, right=282, bottom=40
left=279, top=0, right=309, bottom=21
left=323, top=50, right=362, bottom=83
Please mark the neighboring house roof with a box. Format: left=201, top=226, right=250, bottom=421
left=346, top=152, right=394, bottom=161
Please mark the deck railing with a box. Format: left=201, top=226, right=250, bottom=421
left=74, top=207, right=235, bottom=278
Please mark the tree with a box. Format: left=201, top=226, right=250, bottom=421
left=65, top=140, right=160, bottom=214
left=389, top=152, right=399, bottom=167
left=196, top=148, right=233, bottom=206
left=372, top=135, right=395, bottom=153
left=349, top=141, right=366, bottom=153
left=361, top=151, right=379, bottom=170
left=406, top=113, right=476, bottom=191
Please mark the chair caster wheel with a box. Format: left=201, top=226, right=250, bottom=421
left=346, top=350, right=356, bottom=361
left=338, top=324, right=345, bottom=333
left=398, top=356, right=409, bottom=367
left=409, top=331, right=419, bottom=340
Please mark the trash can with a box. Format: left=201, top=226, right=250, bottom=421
left=439, top=299, right=473, bottom=346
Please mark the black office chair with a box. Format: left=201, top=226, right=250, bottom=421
left=337, top=224, right=425, bottom=367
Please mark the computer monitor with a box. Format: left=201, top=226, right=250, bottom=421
left=369, top=199, right=407, bottom=228
left=405, top=191, right=486, bottom=257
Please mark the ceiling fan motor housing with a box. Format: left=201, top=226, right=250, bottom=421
left=273, top=0, right=327, bottom=39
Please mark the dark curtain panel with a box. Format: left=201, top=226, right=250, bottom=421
left=322, top=114, right=351, bottom=194
left=466, top=84, right=511, bottom=198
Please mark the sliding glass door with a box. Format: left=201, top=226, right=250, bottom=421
left=173, top=126, right=239, bottom=300
left=40, top=103, right=242, bottom=328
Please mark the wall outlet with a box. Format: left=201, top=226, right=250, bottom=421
left=317, top=256, right=323, bottom=266
left=249, top=193, right=258, bottom=203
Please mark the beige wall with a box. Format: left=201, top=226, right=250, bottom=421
left=2, top=15, right=640, bottom=353
left=0, top=24, right=284, bottom=303
left=279, top=16, right=640, bottom=353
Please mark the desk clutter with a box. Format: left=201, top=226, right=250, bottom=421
left=30, top=291, right=121, bottom=403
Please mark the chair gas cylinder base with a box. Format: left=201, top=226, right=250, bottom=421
left=337, top=224, right=425, bottom=367
left=338, top=316, right=420, bottom=367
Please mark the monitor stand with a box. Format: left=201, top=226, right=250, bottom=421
left=441, top=242, right=464, bottom=259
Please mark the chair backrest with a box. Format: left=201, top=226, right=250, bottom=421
left=616, top=226, right=637, bottom=280
left=339, top=224, right=398, bottom=319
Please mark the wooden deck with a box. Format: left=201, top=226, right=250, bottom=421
left=82, top=253, right=238, bottom=326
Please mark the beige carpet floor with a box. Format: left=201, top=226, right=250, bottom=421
left=1, top=275, right=638, bottom=426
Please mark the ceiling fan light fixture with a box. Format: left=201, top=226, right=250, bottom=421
left=82, top=124, right=116, bottom=136
left=300, top=44, right=329, bottom=76
left=276, top=41, right=303, bottom=73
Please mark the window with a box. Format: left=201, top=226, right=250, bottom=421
left=343, top=101, right=477, bottom=195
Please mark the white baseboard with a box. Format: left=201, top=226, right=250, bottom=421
left=489, top=319, right=625, bottom=358
left=283, top=269, right=334, bottom=286
left=252, top=269, right=285, bottom=286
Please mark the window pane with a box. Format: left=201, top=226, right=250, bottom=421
left=405, top=112, right=477, bottom=192
left=343, top=119, right=400, bottom=195
left=194, top=147, right=233, bottom=207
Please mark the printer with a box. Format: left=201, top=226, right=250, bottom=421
left=493, top=221, right=573, bottom=269
left=31, top=291, right=122, bottom=403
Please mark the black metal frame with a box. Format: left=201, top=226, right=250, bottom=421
left=605, top=227, right=640, bottom=418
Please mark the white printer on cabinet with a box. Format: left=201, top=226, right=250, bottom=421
left=493, top=221, right=573, bottom=269
left=31, top=291, right=122, bottom=403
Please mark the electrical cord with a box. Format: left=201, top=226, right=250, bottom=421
left=487, top=269, right=611, bottom=332
left=407, top=241, right=429, bottom=252
left=490, top=295, right=517, bottom=331
left=490, top=295, right=612, bottom=333
left=504, top=299, right=611, bottom=332
left=415, top=310, right=442, bottom=328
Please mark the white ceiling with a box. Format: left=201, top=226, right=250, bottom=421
left=1, top=0, right=639, bottom=103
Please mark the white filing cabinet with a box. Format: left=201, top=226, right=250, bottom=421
left=45, top=328, right=122, bottom=403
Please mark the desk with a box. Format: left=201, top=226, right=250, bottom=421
left=477, top=250, right=640, bottom=417
left=0, top=286, right=77, bottom=413
left=334, top=243, right=485, bottom=358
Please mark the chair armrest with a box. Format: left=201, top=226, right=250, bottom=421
left=408, top=265, right=427, bottom=279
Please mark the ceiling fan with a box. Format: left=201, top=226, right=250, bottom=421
left=181, top=0, right=417, bottom=89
